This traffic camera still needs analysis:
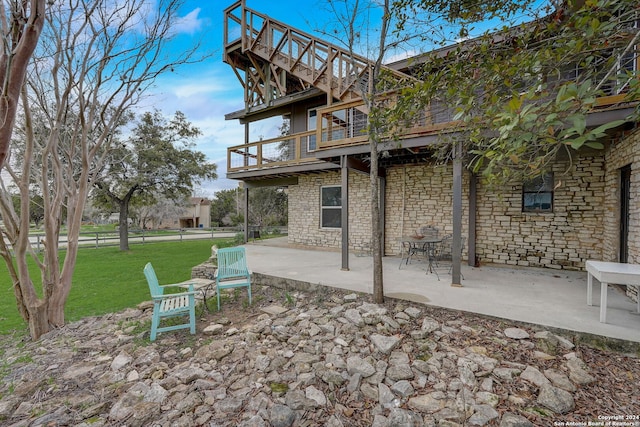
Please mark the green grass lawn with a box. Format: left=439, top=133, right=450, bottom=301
left=0, top=238, right=237, bottom=335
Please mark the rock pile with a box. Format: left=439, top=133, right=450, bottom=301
left=0, top=287, right=636, bottom=427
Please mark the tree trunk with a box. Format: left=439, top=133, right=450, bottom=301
left=27, top=301, right=50, bottom=340
left=119, top=200, right=130, bottom=251
left=371, top=135, right=384, bottom=304
left=0, top=0, right=47, bottom=169
left=0, top=97, right=20, bottom=169
left=46, top=277, right=72, bottom=329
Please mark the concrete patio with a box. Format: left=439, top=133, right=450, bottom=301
left=243, top=237, right=640, bottom=345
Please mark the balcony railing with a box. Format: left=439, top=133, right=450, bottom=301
left=226, top=99, right=461, bottom=173
left=316, top=98, right=460, bottom=149
left=227, top=130, right=320, bottom=173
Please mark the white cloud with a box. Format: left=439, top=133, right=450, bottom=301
left=385, top=49, right=418, bottom=65
left=173, top=8, right=205, bottom=35
left=146, top=63, right=287, bottom=197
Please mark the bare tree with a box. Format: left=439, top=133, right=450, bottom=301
left=0, top=0, right=207, bottom=340
left=323, top=0, right=411, bottom=303
left=0, top=0, right=46, bottom=169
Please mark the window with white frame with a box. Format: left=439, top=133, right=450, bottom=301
left=522, top=172, right=554, bottom=213
left=321, top=186, right=341, bottom=228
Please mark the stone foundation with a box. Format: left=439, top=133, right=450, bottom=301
left=191, top=261, right=216, bottom=279
left=191, top=245, right=218, bottom=279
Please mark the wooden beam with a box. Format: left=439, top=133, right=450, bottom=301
left=346, top=157, right=386, bottom=178
left=243, top=177, right=299, bottom=188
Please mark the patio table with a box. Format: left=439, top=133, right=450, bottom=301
left=586, top=260, right=640, bottom=323
left=398, top=237, right=442, bottom=273
left=178, top=276, right=216, bottom=313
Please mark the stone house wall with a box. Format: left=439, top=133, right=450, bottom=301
left=288, top=172, right=373, bottom=253
left=602, top=128, right=640, bottom=301
left=288, top=159, right=605, bottom=271
left=289, top=156, right=605, bottom=270
left=286, top=128, right=638, bottom=279
left=287, top=164, right=469, bottom=255
left=475, top=155, right=606, bottom=270
left=383, top=164, right=469, bottom=256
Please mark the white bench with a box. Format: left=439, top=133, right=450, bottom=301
left=586, top=260, right=640, bottom=323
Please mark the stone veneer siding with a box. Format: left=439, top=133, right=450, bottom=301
left=287, top=128, right=638, bottom=283
left=287, top=164, right=470, bottom=256
left=383, top=164, right=469, bottom=256
left=288, top=172, right=373, bottom=253
left=602, top=127, right=640, bottom=301
left=288, top=158, right=607, bottom=270
left=475, top=156, right=605, bottom=270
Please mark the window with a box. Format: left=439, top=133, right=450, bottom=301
left=307, top=108, right=318, bottom=151
left=523, top=173, right=554, bottom=213
left=321, top=186, right=341, bottom=228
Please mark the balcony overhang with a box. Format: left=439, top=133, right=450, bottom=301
left=227, top=160, right=340, bottom=182
left=315, top=133, right=446, bottom=161
left=586, top=105, right=637, bottom=127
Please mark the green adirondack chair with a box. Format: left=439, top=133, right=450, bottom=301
left=143, top=262, right=197, bottom=341
left=215, top=247, right=252, bottom=310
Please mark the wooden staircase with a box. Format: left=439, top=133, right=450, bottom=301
left=223, top=1, right=413, bottom=110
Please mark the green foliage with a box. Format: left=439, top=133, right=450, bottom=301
left=232, top=232, right=245, bottom=246
left=391, top=0, right=545, bottom=46
left=210, top=188, right=242, bottom=227
left=248, top=187, right=288, bottom=227
left=390, top=0, right=639, bottom=185
left=91, top=110, right=217, bottom=248
left=284, top=292, right=295, bottom=306
left=269, top=382, right=289, bottom=393
left=394, top=0, right=538, bottom=26
left=11, top=194, right=46, bottom=228
left=211, top=187, right=287, bottom=228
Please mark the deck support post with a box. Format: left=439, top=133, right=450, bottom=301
left=341, top=155, right=350, bottom=271
left=452, top=141, right=463, bottom=286
left=468, top=172, right=477, bottom=267
left=243, top=185, right=249, bottom=244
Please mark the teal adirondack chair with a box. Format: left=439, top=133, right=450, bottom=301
left=216, top=247, right=252, bottom=310
left=143, top=263, right=197, bottom=341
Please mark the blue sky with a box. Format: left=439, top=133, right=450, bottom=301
left=146, top=1, right=329, bottom=197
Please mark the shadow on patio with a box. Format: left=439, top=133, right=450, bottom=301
left=243, top=237, right=640, bottom=346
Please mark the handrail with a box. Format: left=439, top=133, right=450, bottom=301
left=223, top=1, right=416, bottom=107
left=223, top=1, right=243, bottom=47
left=227, top=130, right=320, bottom=172
left=315, top=97, right=463, bottom=149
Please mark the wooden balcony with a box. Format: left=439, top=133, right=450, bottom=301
left=226, top=36, right=637, bottom=175
left=227, top=130, right=323, bottom=173
left=224, top=1, right=637, bottom=177
left=316, top=99, right=460, bottom=150
left=227, top=88, right=636, bottom=175
left=226, top=100, right=461, bottom=174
